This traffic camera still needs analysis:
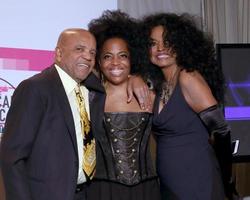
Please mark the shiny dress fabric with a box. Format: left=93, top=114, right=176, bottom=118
left=152, top=83, right=225, bottom=200
left=88, top=112, right=161, bottom=200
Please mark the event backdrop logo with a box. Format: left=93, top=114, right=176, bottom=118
left=0, top=78, right=15, bottom=134
left=0, top=47, right=54, bottom=141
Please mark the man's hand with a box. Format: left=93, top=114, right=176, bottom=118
left=127, top=75, right=152, bottom=110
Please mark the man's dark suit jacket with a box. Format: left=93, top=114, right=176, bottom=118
left=0, top=65, right=104, bottom=200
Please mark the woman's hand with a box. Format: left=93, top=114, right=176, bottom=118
left=127, top=75, right=152, bottom=110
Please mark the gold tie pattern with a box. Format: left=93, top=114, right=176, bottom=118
left=75, top=84, right=96, bottom=179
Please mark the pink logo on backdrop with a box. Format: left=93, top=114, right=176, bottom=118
left=0, top=47, right=54, bottom=71
left=0, top=47, right=54, bottom=135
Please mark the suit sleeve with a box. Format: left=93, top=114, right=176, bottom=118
left=0, top=79, right=45, bottom=200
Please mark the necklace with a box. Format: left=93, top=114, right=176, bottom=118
left=160, top=68, right=180, bottom=105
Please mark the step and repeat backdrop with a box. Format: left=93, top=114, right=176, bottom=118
left=0, top=0, right=117, bottom=140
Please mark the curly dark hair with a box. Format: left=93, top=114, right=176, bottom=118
left=141, top=13, right=225, bottom=104
left=88, top=10, right=148, bottom=75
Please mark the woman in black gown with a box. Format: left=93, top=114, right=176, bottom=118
left=87, top=10, right=161, bottom=200
left=140, top=13, right=233, bottom=200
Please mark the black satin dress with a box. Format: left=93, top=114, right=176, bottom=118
left=152, top=83, right=225, bottom=200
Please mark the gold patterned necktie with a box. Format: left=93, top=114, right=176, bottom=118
left=74, top=84, right=96, bottom=180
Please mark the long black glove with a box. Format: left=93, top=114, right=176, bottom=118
left=199, top=105, right=234, bottom=200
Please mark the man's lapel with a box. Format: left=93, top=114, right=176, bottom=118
left=49, top=65, right=78, bottom=154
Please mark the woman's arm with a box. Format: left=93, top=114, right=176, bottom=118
left=179, top=70, right=217, bottom=112
left=127, top=75, right=152, bottom=111
left=180, top=70, right=233, bottom=200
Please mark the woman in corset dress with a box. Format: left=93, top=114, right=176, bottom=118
left=140, top=13, right=233, bottom=200
left=87, top=10, right=161, bottom=200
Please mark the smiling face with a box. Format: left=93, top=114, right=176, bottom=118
left=55, top=29, right=96, bottom=83
left=149, top=25, right=177, bottom=69
left=99, top=37, right=130, bottom=86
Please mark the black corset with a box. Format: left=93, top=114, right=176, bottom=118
left=103, top=112, right=155, bottom=185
